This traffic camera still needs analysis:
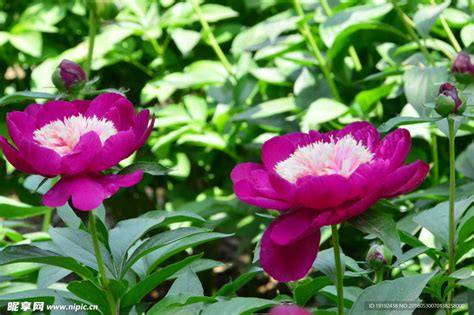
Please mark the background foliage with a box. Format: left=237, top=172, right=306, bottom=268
left=0, top=0, right=473, bottom=314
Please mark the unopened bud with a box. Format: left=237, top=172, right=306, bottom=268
left=366, top=244, right=392, bottom=270
left=52, top=59, right=86, bottom=92
left=435, top=83, right=466, bottom=117
left=452, top=52, right=474, bottom=84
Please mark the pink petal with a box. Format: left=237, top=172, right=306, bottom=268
left=6, top=112, right=36, bottom=144
left=295, top=175, right=351, bottom=210
left=71, top=100, right=91, bottom=114
left=85, top=93, right=127, bottom=118
left=18, top=140, right=61, bottom=176
left=269, top=208, right=318, bottom=246
left=89, top=130, right=136, bottom=172
left=261, top=133, right=310, bottom=171
left=230, top=163, right=264, bottom=183
left=376, top=128, right=411, bottom=171
left=36, top=100, right=78, bottom=128
left=261, top=223, right=320, bottom=282
left=269, top=305, right=312, bottom=315
left=0, top=136, right=36, bottom=173
left=382, top=161, right=429, bottom=198
left=233, top=180, right=292, bottom=211
left=60, top=132, right=102, bottom=175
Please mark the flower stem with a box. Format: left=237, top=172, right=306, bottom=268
left=430, top=0, right=462, bottom=53
left=375, top=269, right=384, bottom=284
left=42, top=210, right=52, bottom=232
left=293, top=0, right=341, bottom=102
left=391, top=0, right=434, bottom=65
left=85, top=8, right=98, bottom=79
left=190, top=0, right=234, bottom=77
left=89, top=212, right=117, bottom=315
left=447, top=118, right=456, bottom=314
left=331, top=224, right=344, bottom=315
left=431, top=132, right=440, bottom=185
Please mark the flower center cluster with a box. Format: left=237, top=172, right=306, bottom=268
left=275, top=135, right=373, bottom=183
left=33, top=114, right=117, bottom=156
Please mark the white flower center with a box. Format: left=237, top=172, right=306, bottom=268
left=33, top=114, right=117, bottom=156
left=275, top=135, right=373, bottom=183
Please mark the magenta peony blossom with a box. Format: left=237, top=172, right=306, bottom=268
left=231, top=122, right=429, bottom=281
left=0, top=93, right=154, bottom=211
left=269, top=304, right=312, bottom=315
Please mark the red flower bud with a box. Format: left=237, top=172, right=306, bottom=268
left=452, top=52, right=474, bottom=84
left=435, top=83, right=466, bottom=116
left=366, top=244, right=392, bottom=270
left=52, top=59, right=87, bottom=92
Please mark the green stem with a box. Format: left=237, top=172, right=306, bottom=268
left=430, top=0, right=462, bottom=53
left=293, top=0, right=341, bottom=102
left=42, top=210, right=52, bottom=232
left=89, top=212, right=117, bottom=315
left=470, top=0, right=474, bottom=14
left=85, top=9, right=98, bottom=79
left=431, top=132, right=439, bottom=185
left=375, top=269, right=384, bottom=283
left=331, top=224, right=344, bottom=315
left=446, top=118, right=456, bottom=314
left=191, top=0, right=234, bottom=76
left=391, top=0, right=434, bottom=65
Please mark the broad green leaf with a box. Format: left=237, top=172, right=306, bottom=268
left=201, top=4, right=239, bottom=22
left=403, top=66, right=448, bottom=115
left=178, top=132, right=227, bottom=150
left=355, top=83, right=394, bottom=115
left=23, top=175, right=54, bottom=194
left=9, top=32, right=42, bottom=57
left=0, top=245, right=93, bottom=279
left=56, top=204, right=82, bottom=229
left=119, top=161, right=171, bottom=176
left=313, top=248, right=346, bottom=284
left=378, top=116, right=441, bottom=133
left=0, top=287, right=78, bottom=304
left=184, top=95, right=208, bottom=122
left=393, top=246, right=430, bottom=267
left=294, top=276, right=332, bottom=306
left=349, top=207, right=402, bottom=258
left=0, top=197, right=51, bottom=219
left=413, top=198, right=473, bottom=248
left=350, top=272, right=436, bottom=314
left=250, top=67, right=288, bottom=85
left=202, top=297, right=278, bottom=315
left=460, top=24, right=474, bottom=47
left=232, top=97, right=296, bottom=121
left=302, top=98, right=348, bottom=130
left=121, top=255, right=202, bottom=307
left=455, top=143, right=474, bottom=179
left=0, top=91, right=56, bottom=106
left=413, top=1, right=451, bottom=37
left=170, top=28, right=201, bottom=56
left=168, top=267, right=204, bottom=296
left=49, top=227, right=115, bottom=278
left=67, top=280, right=109, bottom=314
left=216, top=267, right=262, bottom=297
left=320, top=3, right=393, bottom=46
left=37, top=265, right=71, bottom=288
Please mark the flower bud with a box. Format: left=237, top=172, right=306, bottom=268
left=452, top=52, right=474, bottom=84
left=89, top=1, right=120, bottom=20
left=366, top=244, right=392, bottom=270
left=435, top=83, right=466, bottom=117
left=52, top=59, right=87, bottom=92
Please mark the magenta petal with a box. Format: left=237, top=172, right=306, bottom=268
left=0, top=136, right=36, bottom=173
left=43, top=178, right=72, bottom=208
left=230, top=163, right=264, bottom=182
left=36, top=101, right=78, bottom=128
left=269, top=208, right=318, bottom=246
left=85, top=93, right=124, bottom=118
left=89, top=130, right=136, bottom=172
left=261, top=223, right=320, bottom=282
left=311, top=189, right=381, bottom=226
left=376, top=128, right=411, bottom=170
left=383, top=161, right=429, bottom=198
left=24, top=103, right=42, bottom=118
left=69, top=178, right=107, bottom=211
left=60, top=132, right=102, bottom=175
left=115, top=99, right=136, bottom=130
left=233, top=180, right=292, bottom=211
left=6, top=112, right=36, bottom=144
left=295, top=175, right=350, bottom=209
left=96, top=171, right=143, bottom=197
left=134, top=113, right=154, bottom=150
left=18, top=140, right=61, bottom=176
left=261, top=133, right=309, bottom=171
left=71, top=100, right=91, bottom=114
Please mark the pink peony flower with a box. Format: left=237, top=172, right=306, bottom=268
left=231, top=122, right=429, bottom=281
left=0, top=93, right=154, bottom=211
left=269, top=304, right=312, bottom=315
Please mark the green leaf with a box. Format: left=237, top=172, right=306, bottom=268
left=403, top=66, right=448, bottom=115
left=37, top=265, right=71, bottom=288
left=378, top=116, right=441, bottom=133
left=0, top=91, right=56, bottom=106
left=313, top=247, right=346, bottom=284
left=0, top=245, right=93, bottom=279
left=119, top=161, right=171, bottom=176
left=170, top=28, right=201, bottom=56
left=294, top=276, right=332, bottom=306
left=0, top=197, right=51, bottom=219
left=232, top=97, right=297, bottom=121
left=413, top=198, right=473, bottom=248
left=455, top=143, right=474, bottom=179
left=9, top=32, right=42, bottom=57
left=302, top=98, right=348, bottom=130
left=56, top=204, right=82, bottom=229
left=350, top=272, right=436, bottom=314
left=200, top=4, right=238, bottom=23
left=183, top=95, right=208, bottom=122
left=460, top=24, right=474, bottom=47
left=355, top=83, right=394, bottom=115
left=413, top=1, right=451, bottom=37
left=49, top=227, right=115, bottom=278
left=202, top=297, right=278, bottom=315
left=67, top=280, right=110, bottom=314
left=216, top=267, right=262, bottom=297
left=320, top=3, right=393, bottom=46
left=349, top=207, right=402, bottom=258
left=122, top=255, right=202, bottom=307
